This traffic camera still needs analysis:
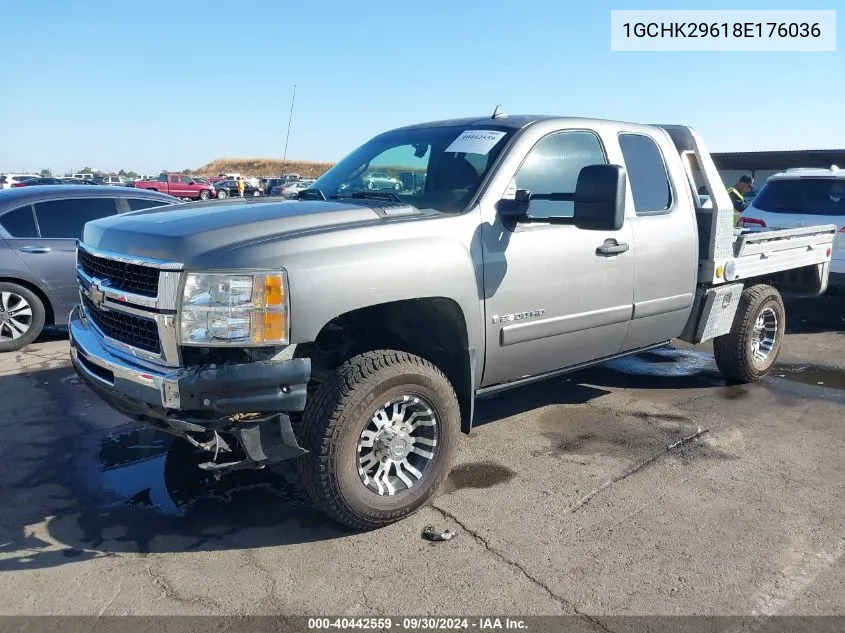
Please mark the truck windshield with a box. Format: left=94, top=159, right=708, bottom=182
left=309, top=124, right=515, bottom=213
left=752, top=178, right=845, bottom=215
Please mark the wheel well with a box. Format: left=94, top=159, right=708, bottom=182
left=751, top=264, right=826, bottom=297
left=299, top=298, right=473, bottom=433
left=0, top=277, right=55, bottom=325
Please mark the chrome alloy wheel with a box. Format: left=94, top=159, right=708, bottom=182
left=0, top=291, right=33, bottom=342
left=751, top=306, right=778, bottom=366
left=357, top=395, right=439, bottom=496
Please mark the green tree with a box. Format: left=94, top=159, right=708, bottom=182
left=39, top=168, right=52, bottom=177
left=79, top=167, right=93, bottom=174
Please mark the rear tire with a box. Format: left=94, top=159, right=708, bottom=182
left=0, top=282, right=46, bottom=353
left=217, top=189, right=228, bottom=199
left=297, top=350, right=460, bottom=530
left=713, top=284, right=785, bottom=383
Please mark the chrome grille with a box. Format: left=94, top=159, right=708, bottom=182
left=81, top=294, right=161, bottom=354
left=76, top=242, right=184, bottom=367
left=77, top=248, right=159, bottom=297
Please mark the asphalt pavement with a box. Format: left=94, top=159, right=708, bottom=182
left=0, top=293, right=843, bottom=620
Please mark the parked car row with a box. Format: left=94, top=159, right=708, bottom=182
left=1, top=173, right=138, bottom=189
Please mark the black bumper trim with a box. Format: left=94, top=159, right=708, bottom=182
left=177, top=358, right=310, bottom=416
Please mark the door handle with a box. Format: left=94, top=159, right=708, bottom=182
left=20, top=246, right=52, bottom=254
left=596, top=240, right=629, bottom=256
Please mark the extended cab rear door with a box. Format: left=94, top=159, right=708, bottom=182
left=479, top=121, right=637, bottom=386
left=613, top=128, right=697, bottom=352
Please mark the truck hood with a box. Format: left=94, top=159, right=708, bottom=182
left=82, top=199, right=423, bottom=268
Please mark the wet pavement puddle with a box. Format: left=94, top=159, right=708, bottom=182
left=770, top=364, right=845, bottom=390
left=443, top=462, right=516, bottom=493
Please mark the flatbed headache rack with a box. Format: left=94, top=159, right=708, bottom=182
left=654, top=124, right=837, bottom=286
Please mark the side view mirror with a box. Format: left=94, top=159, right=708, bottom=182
left=573, top=164, right=626, bottom=231
left=496, top=188, right=531, bottom=217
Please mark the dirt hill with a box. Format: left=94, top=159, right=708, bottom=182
left=190, top=158, right=335, bottom=179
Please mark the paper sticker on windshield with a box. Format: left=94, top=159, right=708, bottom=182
left=445, top=130, right=507, bottom=155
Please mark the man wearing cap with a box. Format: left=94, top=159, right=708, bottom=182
left=727, top=175, right=754, bottom=226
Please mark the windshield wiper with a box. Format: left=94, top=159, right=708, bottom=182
left=297, top=188, right=326, bottom=200
left=331, top=191, right=404, bottom=203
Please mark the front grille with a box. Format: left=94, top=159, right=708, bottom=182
left=82, top=294, right=161, bottom=354
left=77, top=248, right=159, bottom=298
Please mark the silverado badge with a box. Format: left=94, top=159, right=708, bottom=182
left=491, top=309, right=545, bottom=324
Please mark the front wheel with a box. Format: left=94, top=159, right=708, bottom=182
left=199, top=189, right=211, bottom=200
left=297, top=350, right=460, bottom=530
left=713, top=284, right=785, bottom=383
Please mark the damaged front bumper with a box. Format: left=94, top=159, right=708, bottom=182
left=68, top=304, right=311, bottom=473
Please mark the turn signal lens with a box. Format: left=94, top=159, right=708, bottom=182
left=265, top=275, right=284, bottom=306
left=715, top=266, right=724, bottom=278
left=254, top=311, right=286, bottom=342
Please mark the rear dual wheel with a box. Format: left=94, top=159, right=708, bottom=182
left=297, top=350, right=460, bottom=530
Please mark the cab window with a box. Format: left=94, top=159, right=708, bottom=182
left=514, top=130, right=607, bottom=219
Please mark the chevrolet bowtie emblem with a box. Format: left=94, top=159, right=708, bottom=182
left=88, top=283, right=105, bottom=309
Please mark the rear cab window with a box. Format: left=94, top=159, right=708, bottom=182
left=618, top=133, right=673, bottom=215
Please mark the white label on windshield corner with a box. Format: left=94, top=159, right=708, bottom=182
left=445, top=130, right=507, bottom=155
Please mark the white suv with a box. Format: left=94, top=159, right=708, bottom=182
left=1, top=173, right=40, bottom=189
left=738, top=166, right=845, bottom=289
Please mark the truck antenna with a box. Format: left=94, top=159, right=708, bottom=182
left=492, top=104, right=507, bottom=119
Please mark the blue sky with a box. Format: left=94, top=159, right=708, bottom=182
left=0, top=0, right=841, bottom=174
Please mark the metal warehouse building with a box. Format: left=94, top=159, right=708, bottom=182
left=713, top=149, right=845, bottom=188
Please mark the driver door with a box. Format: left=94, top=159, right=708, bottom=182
left=480, top=128, right=636, bottom=386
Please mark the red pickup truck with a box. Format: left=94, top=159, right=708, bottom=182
left=133, top=172, right=215, bottom=200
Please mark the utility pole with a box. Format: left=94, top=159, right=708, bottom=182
left=282, top=84, right=297, bottom=173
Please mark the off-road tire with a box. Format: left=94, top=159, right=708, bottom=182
left=297, top=350, right=460, bottom=530
left=713, top=284, right=785, bottom=383
left=0, top=282, right=46, bottom=353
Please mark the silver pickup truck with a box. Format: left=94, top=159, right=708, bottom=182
left=68, top=113, right=837, bottom=529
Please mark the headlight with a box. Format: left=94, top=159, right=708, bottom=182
left=178, top=271, right=289, bottom=346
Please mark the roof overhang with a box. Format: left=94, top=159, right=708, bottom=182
left=711, top=150, right=845, bottom=171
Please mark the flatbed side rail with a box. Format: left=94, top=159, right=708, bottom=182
left=733, top=225, right=837, bottom=257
